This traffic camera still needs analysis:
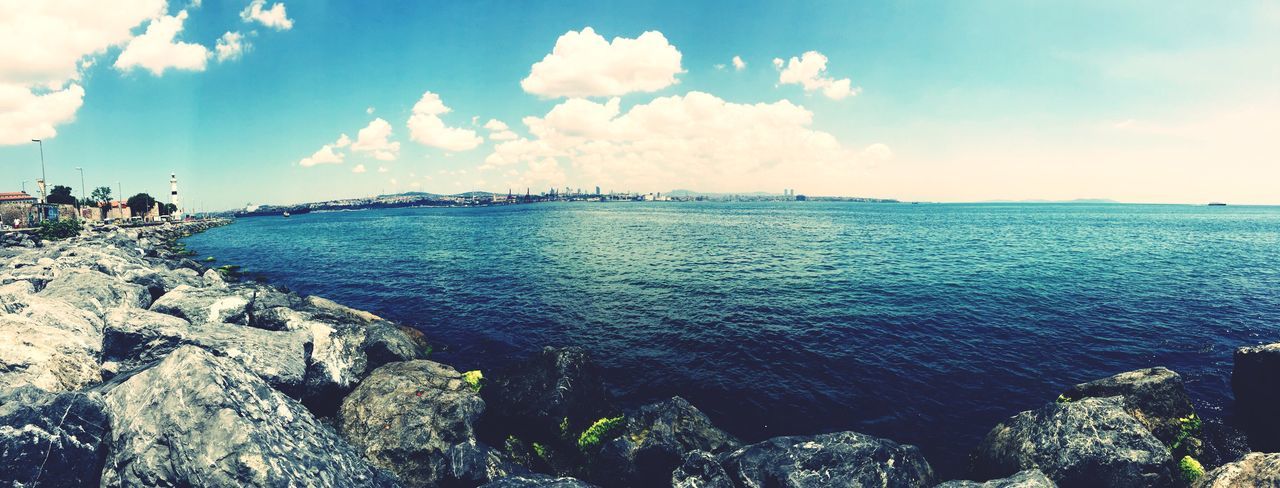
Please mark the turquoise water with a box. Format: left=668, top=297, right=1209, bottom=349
left=184, top=202, right=1280, bottom=476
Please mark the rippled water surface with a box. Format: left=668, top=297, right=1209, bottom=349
left=184, top=202, right=1280, bottom=476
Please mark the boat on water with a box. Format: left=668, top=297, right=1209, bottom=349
left=1208, top=202, right=1227, bottom=206
left=283, top=211, right=291, bottom=217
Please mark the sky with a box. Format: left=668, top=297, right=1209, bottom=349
left=1, top=0, right=1278, bottom=210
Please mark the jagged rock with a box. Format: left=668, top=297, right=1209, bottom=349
left=692, top=431, right=938, bottom=488
left=39, top=268, right=151, bottom=318
left=972, top=396, right=1171, bottom=488
left=100, top=346, right=396, bottom=487
left=937, top=470, right=1056, bottom=487
left=202, top=268, right=226, bottom=287
left=52, top=246, right=151, bottom=277
left=301, top=320, right=368, bottom=415
left=1232, top=342, right=1280, bottom=451
left=0, top=385, right=111, bottom=487
left=1195, top=452, right=1280, bottom=487
left=1059, top=367, right=1196, bottom=446
left=482, top=475, right=597, bottom=487
left=125, top=268, right=204, bottom=303
left=103, top=308, right=309, bottom=395
left=592, top=396, right=739, bottom=487
left=671, top=450, right=735, bottom=488
left=481, top=346, right=615, bottom=446
left=306, top=295, right=384, bottom=324
left=364, top=322, right=431, bottom=369
left=338, top=360, right=517, bottom=486
left=0, top=298, right=102, bottom=391
left=149, top=284, right=252, bottom=325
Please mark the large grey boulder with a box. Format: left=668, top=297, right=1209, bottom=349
left=38, top=268, right=150, bottom=318
left=0, top=385, right=111, bottom=487
left=149, top=284, right=253, bottom=325
left=936, top=470, right=1056, bottom=487
left=103, top=308, right=309, bottom=395
left=480, top=347, right=616, bottom=446
left=1195, top=452, right=1280, bottom=487
left=671, top=450, right=734, bottom=488
left=1232, top=342, right=1280, bottom=451
left=338, top=360, right=517, bottom=486
left=591, top=396, right=739, bottom=487
left=972, top=396, right=1171, bottom=488
left=124, top=268, right=203, bottom=303
left=0, top=306, right=102, bottom=391
left=1059, top=367, right=1196, bottom=446
left=676, top=431, right=936, bottom=488
left=482, top=475, right=597, bottom=487
left=101, top=346, right=396, bottom=487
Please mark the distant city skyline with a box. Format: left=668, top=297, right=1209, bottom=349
left=2, top=1, right=1278, bottom=208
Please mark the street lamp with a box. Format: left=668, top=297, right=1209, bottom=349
left=31, top=139, right=46, bottom=202
left=75, top=167, right=85, bottom=220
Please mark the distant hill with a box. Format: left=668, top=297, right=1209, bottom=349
left=665, top=189, right=779, bottom=198
left=980, top=198, right=1121, bottom=204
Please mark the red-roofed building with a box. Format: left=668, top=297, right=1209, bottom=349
left=0, top=192, right=37, bottom=204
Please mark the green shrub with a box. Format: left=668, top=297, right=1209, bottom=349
left=36, top=219, right=82, bottom=241
left=532, top=442, right=549, bottom=460
left=1179, top=456, right=1204, bottom=483
left=462, top=370, right=484, bottom=392
left=1171, top=414, right=1202, bottom=451
left=577, top=416, right=625, bottom=452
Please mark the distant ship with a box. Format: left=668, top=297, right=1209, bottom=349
left=1208, top=202, right=1227, bottom=206
left=283, top=211, right=291, bottom=217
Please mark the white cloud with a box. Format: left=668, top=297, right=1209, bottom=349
left=335, top=133, right=351, bottom=147
left=366, top=106, right=374, bottom=114
left=732, top=55, right=746, bottom=71
left=299, top=144, right=343, bottom=167
left=775, top=51, right=860, bottom=100
left=240, top=0, right=293, bottom=30
left=115, top=11, right=210, bottom=75
left=483, top=91, right=880, bottom=192
left=377, top=166, right=389, bottom=173
left=406, top=91, right=483, bottom=152
left=215, top=31, right=248, bottom=62
left=0, top=83, right=85, bottom=145
left=351, top=164, right=366, bottom=173
left=0, top=0, right=164, bottom=86
left=521, top=27, right=683, bottom=98
left=351, top=118, right=400, bottom=161
left=484, top=118, right=518, bottom=141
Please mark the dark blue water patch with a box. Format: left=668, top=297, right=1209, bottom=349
left=183, top=202, right=1280, bottom=477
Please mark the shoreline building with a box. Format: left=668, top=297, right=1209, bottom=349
left=170, top=173, right=181, bottom=219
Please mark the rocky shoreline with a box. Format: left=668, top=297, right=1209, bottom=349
left=1, top=220, right=1278, bottom=487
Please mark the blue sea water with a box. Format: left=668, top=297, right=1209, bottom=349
left=183, top=202, right=1280, bottom=476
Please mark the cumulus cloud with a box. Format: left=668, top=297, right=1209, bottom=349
left=215, top=31, right=248, bottom=62
left=483, top=119, right=519, bottom=141
left=521, top=27, right=683, bottom=98
left=377, top=166, right=389, bottom=173
left=351, top=118, right=400, bottom=161
left=406, top=91, right=483, bottom=152
left=0, top=83, right=86, bottom=145
left=774, top=51, right=860, bottom=100
left=732, top=55, right=746, bottom=71
left=351, top=164, right=367, bottom=173
left=299, top=143, right=343, bottom=167
left=115, top=11, right=211, bottom=75
left=483, top=91, right=881, bottom=192
left=241, top=0, right=293, bottom=30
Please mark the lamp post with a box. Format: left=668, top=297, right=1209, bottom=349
left=21, top=181, right=27, bottom=193
left=31, top=139, right=46, bottom=202
left=75, top=167, right=85, bottom=220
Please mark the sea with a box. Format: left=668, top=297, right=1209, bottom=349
left=182, top=202, right=1280, bottom=477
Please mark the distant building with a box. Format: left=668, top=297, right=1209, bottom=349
left=170, top=173, right=182, bottom=219
left=0, top=192, right=37, bottom=205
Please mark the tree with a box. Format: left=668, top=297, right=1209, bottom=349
left=91, top=186, right=112, bottom=204
left=47, top=185, right=77, bottom=205
left=159, top=203, right=177, bottom=216
left=126, top=193, right=156, bottom=218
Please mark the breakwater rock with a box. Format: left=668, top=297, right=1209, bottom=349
left=1, top=219, right=1278, bottom=487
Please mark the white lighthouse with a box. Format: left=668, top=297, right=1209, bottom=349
left=170, top=173, right=181, bottom=219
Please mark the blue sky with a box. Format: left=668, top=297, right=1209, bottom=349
left=2, top=1, right=1277, bottom=209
